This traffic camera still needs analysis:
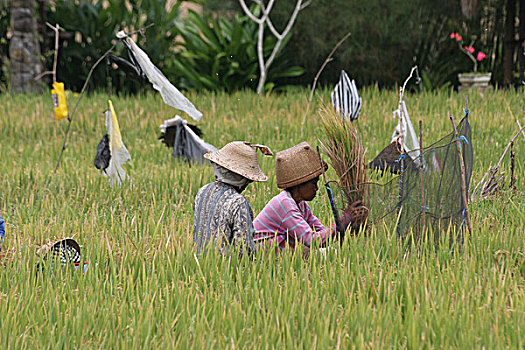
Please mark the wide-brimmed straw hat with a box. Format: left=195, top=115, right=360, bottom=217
left=276, top=141, right=328, bottom=189
left=204, top=141, right=273, bottom=182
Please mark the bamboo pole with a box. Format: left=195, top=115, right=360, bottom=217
left=517, top=120, right=525, bottom=141
left=419, top=120, right=426, bottom=236
left=53, top=25, right=153, bottom=173
left=54, top=44, right=116, bottom=172
left=449, top=112, right=473, bottom=235
left=509, top=141, right=516, bottom=190
left=395, top=67, right=417, bottom=238
left=300, top=32, right=352, bottom=134
left=471, top=122, right=525, bottom=199
left=50, top=23, right=59, bottom=84
left=33, top=23, right=60, bottom=82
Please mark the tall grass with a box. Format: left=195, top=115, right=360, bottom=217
left=0, top=88, right=523, bottom=348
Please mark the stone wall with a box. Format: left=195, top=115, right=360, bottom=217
left=9, top=0, right=43, bottom=93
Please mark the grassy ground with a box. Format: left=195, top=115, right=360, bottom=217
left=0, top=87, right=524, bottom=348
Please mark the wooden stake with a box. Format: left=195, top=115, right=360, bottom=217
left=396, top=66, right=417, bottom=150
left=419, top=120, right=426, bottom=236
left=509, top=141, right=516, bottom=191
left=396, top=145, right=405, bottom=239
left=33, top=23, right=61, bottom=82
left=300, top=32, right=352, bottom=134
left=53, top=25, right=153, bottom=173
left=394, top=67, right=417, bottom=238
left=517, top=120, right=525, bottom=141
left=449, top=112, right=472, bottom=235
left=472, top=122, right=525, bottom=199
left=54, top=44, right=116, bottom=172
left=50, top=23, right=59, bottom=84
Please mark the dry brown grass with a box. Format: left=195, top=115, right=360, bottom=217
left=318, top=105, right=369, bottom=206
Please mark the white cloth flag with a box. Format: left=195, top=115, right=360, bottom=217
left=392, top=101, right=420, bottom=161
left=117, top=31, right=203, bottom=121
left=106, top=100, right=132, bottom=186
left=331, top=70, right=361, bottom=122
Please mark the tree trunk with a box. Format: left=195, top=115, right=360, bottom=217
left=9, top=0, right=43, bottom=93
left=503, top=0, right=517, bottom=86
left=461, top=0, right=479, bottom=19
left=519, top=0, right=525, bottom=85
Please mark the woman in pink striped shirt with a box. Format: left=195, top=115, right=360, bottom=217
left=254, top=142, right=362, bottom=252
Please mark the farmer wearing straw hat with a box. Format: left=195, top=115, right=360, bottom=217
left=194, top=141, right=273, bottom=256
left=254, top=142, right=363, bottom=252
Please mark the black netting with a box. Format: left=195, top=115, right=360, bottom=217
left=331, top=117, right=473, bottom=242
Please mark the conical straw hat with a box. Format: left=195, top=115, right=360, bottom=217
left=276, top=141, right=327, bottom=189
left=204, top=141, right=272, bottom=182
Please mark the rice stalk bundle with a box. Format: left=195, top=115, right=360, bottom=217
left=318, top=105, right=369, bottom=206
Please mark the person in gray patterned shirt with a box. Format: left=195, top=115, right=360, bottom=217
left=193, top=141, right=272, bottom=256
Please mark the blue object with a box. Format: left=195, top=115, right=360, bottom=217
left=0, top=214, right=5, bottom=244
left=325, top=184, right=344, bottom=244
left=74, top=261, right=89, bottom=274
left=455, top=136, right=469, bottom=152
left=458, top=136, right=469, bottom=145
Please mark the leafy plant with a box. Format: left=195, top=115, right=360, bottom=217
left=172, top=6, right=304, bottom=93
left=449, top=32, right=487, bottom=73
left=46, top=0, right=182, bottom=93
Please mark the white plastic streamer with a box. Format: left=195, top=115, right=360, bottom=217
left=117, top=31, right=203, bottom=121
left=106, top=100, right=132, bottom=187
left=392, top=101, right=421, bottom=161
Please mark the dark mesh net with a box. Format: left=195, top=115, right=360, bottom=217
left=332, top=116, right=473, bottom=241
left=399, top=116, right=472, bottom=240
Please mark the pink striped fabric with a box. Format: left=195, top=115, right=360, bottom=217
left=254, top=190, right=338, bottom=250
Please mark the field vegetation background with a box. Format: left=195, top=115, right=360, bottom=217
left=0, top=88, right=524, bottom=347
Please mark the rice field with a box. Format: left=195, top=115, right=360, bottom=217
left=0, top=87, right=524, bottom=348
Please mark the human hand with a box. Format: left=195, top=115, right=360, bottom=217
left=343, top=200, right=369, bottom=230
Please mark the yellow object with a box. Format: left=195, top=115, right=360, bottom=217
left=108, top=100, right=124, bottom=149
left=105, top=100, right=132, bottom=186
left=51, top=82, right=68, bottom=120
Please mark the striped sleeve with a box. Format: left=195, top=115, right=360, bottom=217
left=302, top=204, right=338, bottom=245
left=254, top=191, right=344, bottom=249
left=280, top=196, right=330, bottom=248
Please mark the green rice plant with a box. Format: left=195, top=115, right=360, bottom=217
left=0, top=88, right=523, bottom=348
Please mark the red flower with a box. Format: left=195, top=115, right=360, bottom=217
left=476, top=51, right=486, bottom=61
left=450, top=32, right=456, bottom=39
left=455, top=34, right=463, bottom=41
left=464, top=46, right=475, bottom=54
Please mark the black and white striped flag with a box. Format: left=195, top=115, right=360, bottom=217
left=331, top=70, right=361, bottom=122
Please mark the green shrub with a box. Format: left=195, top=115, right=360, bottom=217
left=172, top=6, right=304, bottom=92
left=203, top=0, right=512, bottom=90
left=46, top=0, right=182, bottom=93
